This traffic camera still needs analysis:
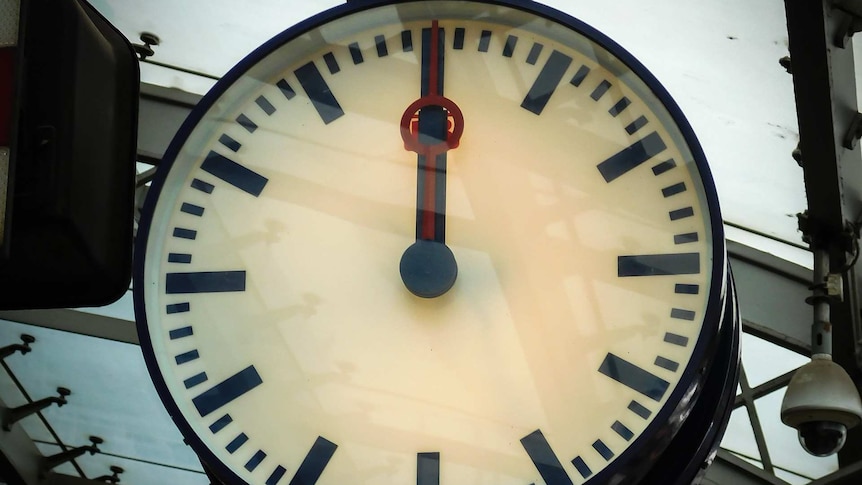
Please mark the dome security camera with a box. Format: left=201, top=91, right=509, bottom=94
left=780, top=354, right=862, bottom=457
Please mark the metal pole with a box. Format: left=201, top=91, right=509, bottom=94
left=812, top=247, right=833, bottom=356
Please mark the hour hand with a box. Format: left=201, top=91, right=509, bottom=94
left=398, top=21, right=464, bottom=299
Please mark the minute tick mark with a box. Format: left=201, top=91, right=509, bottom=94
left=590, top=80, right=611, bottom=100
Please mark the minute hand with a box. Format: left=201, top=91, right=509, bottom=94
left=399, top=20, right=465, bottom=298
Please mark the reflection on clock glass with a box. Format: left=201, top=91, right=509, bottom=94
left=137, top=2, right=725, bottom=484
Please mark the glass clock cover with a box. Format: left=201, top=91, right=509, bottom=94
left=134, top=1, right=737, bottom=484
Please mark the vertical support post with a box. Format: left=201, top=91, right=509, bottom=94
left=812, top=248, right=834, bottom=356
left=785, top=0, right=862, bottom=466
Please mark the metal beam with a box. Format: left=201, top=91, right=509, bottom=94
left=808, top=459, right=862, bottom=485
left=703, top=450, right=791, bottom=485
left=785, top=0, right=862, bottom=468
left=728, top=241, right=812, bottom=356
left=137, top=83, right=201, bottom=164
left=43, top=473, right=117, bottom=485
left=0, top=309, right=138, bottom=345
left=0, top=393, right=44, bottom=485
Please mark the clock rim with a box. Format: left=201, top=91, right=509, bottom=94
left=132, top=0, right=732, bottom=484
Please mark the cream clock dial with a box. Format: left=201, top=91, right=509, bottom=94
left=134, top=1, right=738, bottom=484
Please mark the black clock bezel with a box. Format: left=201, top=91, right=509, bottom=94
left=133, top=1, right=733, bottom=484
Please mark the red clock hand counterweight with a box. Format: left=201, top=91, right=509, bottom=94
left=399, top=21, right=464, bottom=298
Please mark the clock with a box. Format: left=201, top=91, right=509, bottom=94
left=133, top=1, right=740, bottom=484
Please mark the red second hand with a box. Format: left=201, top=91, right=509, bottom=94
left=421, top=20, right=442, bottom=241
left=428, top=20, right=440, bottom=97
left=400, top=20, right=464, bottom=243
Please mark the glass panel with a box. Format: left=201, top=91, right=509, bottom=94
left=720, top=407, right=761, bottom=468
left=36, top=442, right=209, bottom=485
left=741, top=333, right=809, bottom=388
left=0, top=320, right=203, bottom=475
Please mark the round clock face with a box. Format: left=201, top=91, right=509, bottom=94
left=134, top=1, right=730, bottom=484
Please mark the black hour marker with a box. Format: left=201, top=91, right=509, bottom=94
left=191, top=178, right=214, bottom=194
left=201, top=151, right=268, bottom=197
left=592, top=439, right=614, bottom=460
left=169, top=326, right=193, bottom=340
left=599, top=353, right=669, bottom=402
left=193, top=365, right=263, bottom=417
left=597, top=131, right=667, bottom=182
left=209, top=414, right=232, bottom=433
left=277, top=79, right=296, bottom=100
left=219, top=134, right=241, bottom=152
left=180, top=202, right=204, bottom=217
left=323, top=52, right=340, bottom=74
left=236, top=114, right=257, bottom=133
left=267, top=466, right=287, bottom=485
left=655, top=356, right=680, bottom=372
left=625, top=115, right=649, bottom=135
left=664, top=332, right=689, bottom=347
left=173, top=228, right=196, bottom=240
left=402, top=30, right=414, bottom=52
left=478, top=30, right=491, bottom=52
left=521, top=429, right=573, bottom=485
left=256, top=95, right=276, bottom=116
left=608, top=97, right=631, bottom=117
left=612, top=421, right=634, bottom=441
left=572, top=456, right=592, bottom=478
left=590, top=79, right=612, bottom=100
left=246, top=450, right=266, bottom=471
left=349, top=42, right=363, bottom=64
left=675, top=284, right=699, bottom=294
left=165, top=271, right=246, bottom=294
left=168, top=253, right=192, bottom=264
left=570, top=65, right=590, bottom=87
left=503, top=35, right=518, bottom=57
left=526, top=42, right=543, bottom=65
left=417, top=452, right=440, bottom=485
left=662, top=182, right=687, bottom=197
left=289, top=436, right=337, bottom=485
left=375, top=35, right=388, bottom=57
left=521, top=50, right=573, bottom=115
left=674, top=232, right=699, bottom=244
left=175, top=350, right=199, bottom=365
left=628, top=400, right=651, bottom=419
left=227, top=433, right=248, bottom=453
left=618, top=253, right=700, bottom=277
left=671, top=308, right=696, bottom=320
left=669, top=207, right=694, bottom=221
left=166, top=302, right=189, bottom=314
left=295, top=61, right=345, bottom=124
left=184, top=372, right=208, bottom=389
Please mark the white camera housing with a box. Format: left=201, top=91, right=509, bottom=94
left=780, top=354, right=862, bottom=456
